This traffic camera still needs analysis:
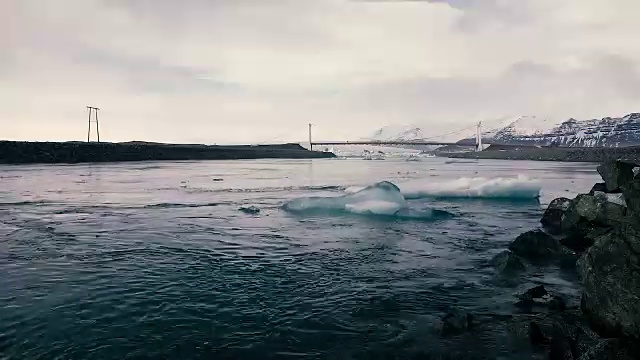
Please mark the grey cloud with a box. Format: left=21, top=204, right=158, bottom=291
left=1, top=0, right=639, bottom=143
left=348, top=55, right=640, bottom=126
left=73, top=47, right=239, bottom=95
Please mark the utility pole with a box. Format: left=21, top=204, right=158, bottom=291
left=87, top=106, right=100, bottom=142
left=308, top=123, right=313, bottom=151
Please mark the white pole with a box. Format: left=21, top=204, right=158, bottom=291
left=476, top=121, right=482, bottom=152
left=308, top=123, right=313, bottom=151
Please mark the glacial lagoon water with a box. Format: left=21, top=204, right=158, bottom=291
left=0, top=157, right=601, bottom=359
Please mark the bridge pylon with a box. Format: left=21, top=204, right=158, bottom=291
left=476, top=121, right=482, bottom=152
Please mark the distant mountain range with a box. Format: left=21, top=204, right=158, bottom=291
left=368, top=113, right=640, bottom=148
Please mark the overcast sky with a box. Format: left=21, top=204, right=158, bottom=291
left=2, top=0, right=639, bottom=143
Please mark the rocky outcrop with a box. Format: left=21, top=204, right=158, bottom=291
left=518, top=285, right=548, bottom=302
left=434, top=308, right=474, bottom=337
left=539, top=181, right=628, bottom=253
left=578, top=224, right=640, bottom=340
left=574, top=193, right=627, bottom=227
left=478, top=160, right=640, bottom=358
left=541, top=193, right=626, bottom=235
left=491, top=250, right=526, bottom=274
left=509, top=229, right=566, bottom=259
left=559, top=227, right=610, bottom=254
left=515, top=285, right=567, bottom=312
left=523, top=310, right=601, bottom=359
left=588, top=182, right=607, bottom=195
left=569, top=161, right=640, bottom=342
left=541, top=197, right=580, bottom=235
left=621, top=177, right=640, bottom=219
left=596, top=161, right=636, bottom=192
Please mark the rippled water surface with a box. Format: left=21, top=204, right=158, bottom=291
left=0, top=158, right=600, bottom=359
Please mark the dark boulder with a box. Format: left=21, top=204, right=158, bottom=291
left=574, top=193, right=626, bottom=227
left=509, top=229, right=566, bottom=259
left=491, top=250, right=526, bottom=274
left=578, top=224, right=640, bottom=340
left=548, top=193, right=626, bottom=253
left=549, top=332, right=574, bottom=360
left=621, top=178, right=640, bottom=220
left=515, top=285, right=549, bottom=310
left=521, top=311, right=600, bottom=359
left=518, top=285, right=548, bottom=302
left=515, top=285, right=567, bottom=312
left=542, top=197, right=581, bottom=235
left=434, top=308, right=474, bottom=337
left=588, top=182, right=607, bottom=195
left=597, top=160, right=637, bottom=193
left=560, top=226, right=610, bottom=254
left=549, top=296, right=567, bottom=311
left=541, top=193, right=626, bottom=251
left=529, top=321, right=549, bottom=346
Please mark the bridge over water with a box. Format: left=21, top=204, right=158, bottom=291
left=307, top=122, right=485, bottom=151
left=310, top=140, right=465, bottom=147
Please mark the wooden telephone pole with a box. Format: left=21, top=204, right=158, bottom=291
left=87, top=106, right=100, bottom=142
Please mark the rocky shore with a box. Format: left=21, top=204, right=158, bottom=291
left=446, top=144, right=640, bottom=163
left=427, top=160, right=640, bottom=360
left=431, top=160, right=640, bottom=359
left=0, top=141, right=334, bottom=164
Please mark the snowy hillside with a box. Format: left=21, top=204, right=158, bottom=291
left=491, top=113, right=640, bottom=147
left=366, top=113, right=640, bottom=148
left=368, top=125, right=432, bottom=141
left=367, top=124, right=477, bottom=143
left=492, top=116, right=560, bottom=138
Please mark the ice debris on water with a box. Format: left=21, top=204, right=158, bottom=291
left=239, top=206, right=261, bottom=214
left=283, top=181, right=448, bottom=220
left=399, top=175, right=541, bottom=200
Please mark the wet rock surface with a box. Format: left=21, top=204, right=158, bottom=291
left=518, top=285, right=549, bottom=302
left=578, top=224, right=640, bottom=340
left=515, top=285, right=567, bottom=313
left=509, top=230, right=566, bottom=259
left=588, top=183, right=607, bottom=195
left=478, top=160, right=640, bottom=359
left=541, top=197, right=579, bottom=235
left=574, top=193, right=626, bottom=227
left=597, top=161, right=636, bottom=192
left=621, top=177, right=640, bottom=220
left=434, top=309, right=475, bottom=337
left=491, top=250, right=526, bottom=274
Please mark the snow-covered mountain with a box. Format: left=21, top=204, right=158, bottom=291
left=491, top=113, right=640, bottom=147
left=367, top=124, right=477, bottom=143
left=492, top=116, right=560, bottom=138
left=366, top=113, right=640, bottom=148
left=368, top=124, right=432, bottom=141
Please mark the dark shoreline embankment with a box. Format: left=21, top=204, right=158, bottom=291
left=0, top=141, right=335, bottom=165
left=445, top=144, right=640, bottom=162
left=429, top=160, right=640, bottom=359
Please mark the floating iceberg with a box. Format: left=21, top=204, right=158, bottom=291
left=400, top=176, right=541, bottom=200
left=283, top=181, right=450, bottom=220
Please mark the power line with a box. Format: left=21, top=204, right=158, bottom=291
left=86, top=106, right=100, bottom=143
